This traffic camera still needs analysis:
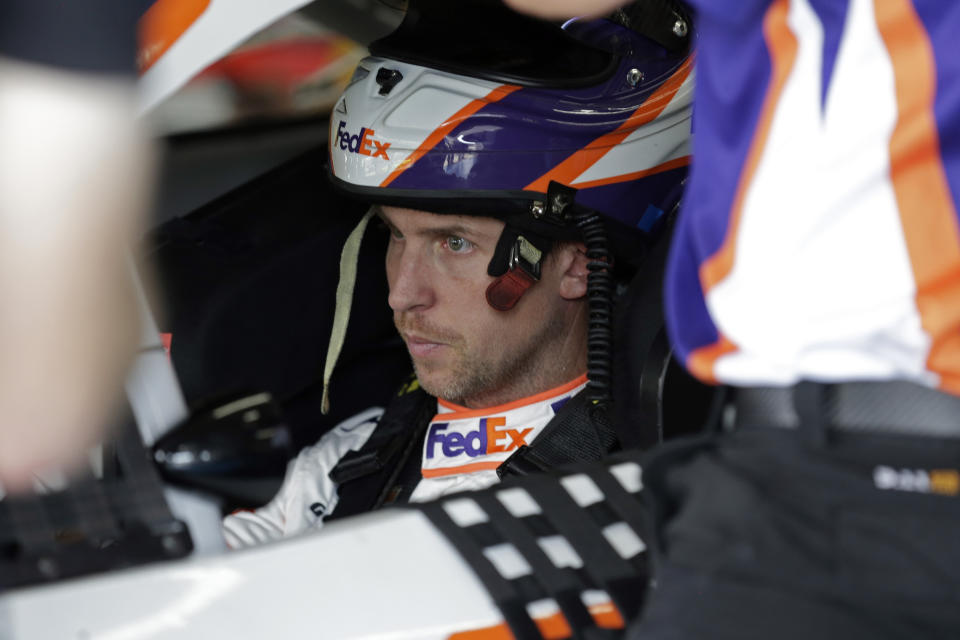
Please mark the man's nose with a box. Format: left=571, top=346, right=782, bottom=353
left=387, top=246, right=435, bottom=312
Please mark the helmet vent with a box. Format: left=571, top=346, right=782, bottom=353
left=376, top=68, right=404, bottom=95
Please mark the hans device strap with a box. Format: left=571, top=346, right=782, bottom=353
left=331, top=377, right=623, bottom=522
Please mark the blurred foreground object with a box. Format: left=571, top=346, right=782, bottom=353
left=148, top=13, right=366, bottom=135
left=0, top=58, right=153, bottom=492
left=502, top=0, right=626, bottom=18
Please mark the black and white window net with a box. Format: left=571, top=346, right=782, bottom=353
left=0, top=408, right=192, bottom=590
left=417, top=453, right=649, bottom=640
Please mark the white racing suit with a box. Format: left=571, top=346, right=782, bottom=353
left=223, top=375, right=588, bottom=548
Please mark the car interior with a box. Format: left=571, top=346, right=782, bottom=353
left=0, top=0, right=715, bottom=591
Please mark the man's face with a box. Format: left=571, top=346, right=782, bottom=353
left=380, top=206, right=585, bottom=408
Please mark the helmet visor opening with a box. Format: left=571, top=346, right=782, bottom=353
left=368, top=0, right=617, bottom=89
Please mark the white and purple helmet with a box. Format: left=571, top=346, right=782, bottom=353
left=326, top=0, right=693, bottom=405
left=328, top=0, right=694, bottom=269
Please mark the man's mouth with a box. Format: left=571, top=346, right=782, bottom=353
left=403, top=333, right=447, bottom=358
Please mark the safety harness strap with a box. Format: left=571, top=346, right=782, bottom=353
left=326, top=376, right=435, bottom=520
left=322, top=208, right=376, bottom=415
left=418, top=453, right=650, bottom=639
left=498, top=391, right=620, bottom=478
left=328, top=380, right=621, bottom=523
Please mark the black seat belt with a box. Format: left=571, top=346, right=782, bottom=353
left=326, top=376, right=436, bottom=520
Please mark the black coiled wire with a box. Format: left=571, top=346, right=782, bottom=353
left=574, top=211, right=614, bottom=408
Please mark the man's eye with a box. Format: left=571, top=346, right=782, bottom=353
left=444, top=235, right=473, bottom=253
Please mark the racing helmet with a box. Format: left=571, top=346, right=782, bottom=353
left=324, top=0, right=693, bottom=408
left=329, top=0, right=693, bottom=257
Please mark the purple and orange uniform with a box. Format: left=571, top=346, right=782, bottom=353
left=667, top=0, right=960, bottom=394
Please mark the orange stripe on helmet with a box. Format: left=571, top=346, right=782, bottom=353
left=685, top=0, right=796, bottom=380
left=570, top=155, right=691, bottom=190
left=379, top=84, right=522, bottom=188
left=523, top=56, right=693, bottom=194
left=874, top=0, right=960, bottom=394
left=138, top=0, right=211, bottom=72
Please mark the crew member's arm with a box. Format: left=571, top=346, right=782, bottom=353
left=223, top=407, right=384, bottom=549
left=0, top=66, right=152, bottom=491
left=0, top=2, right=149, bottom=492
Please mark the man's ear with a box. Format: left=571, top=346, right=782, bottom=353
left=557, top=242, right=589, bottom=300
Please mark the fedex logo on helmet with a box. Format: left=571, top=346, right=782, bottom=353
left=426, top=417, right=533, bottom=459
left=336, top=120, right=391, bottom=160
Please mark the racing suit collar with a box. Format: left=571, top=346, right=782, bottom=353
left=436, top=373, right=588, bottom=419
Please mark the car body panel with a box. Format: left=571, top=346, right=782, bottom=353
left=1, top=510, right=504, bottom=639
left=138, top=0, right=316, bottom=114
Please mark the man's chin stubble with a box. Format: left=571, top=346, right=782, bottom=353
left=410, top=349, right=490, bottom=406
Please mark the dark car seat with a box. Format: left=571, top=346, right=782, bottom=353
left=145, top=145, right=410, bottom=457
left=612, top=214, right=718, bottom=450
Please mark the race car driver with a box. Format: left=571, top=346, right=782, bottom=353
left=223, top=0, right=693, bottom=548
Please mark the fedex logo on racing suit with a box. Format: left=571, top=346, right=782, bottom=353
left=336, top=120, right=391, bottom=160
left=426, top=417, right=532, bottom=459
